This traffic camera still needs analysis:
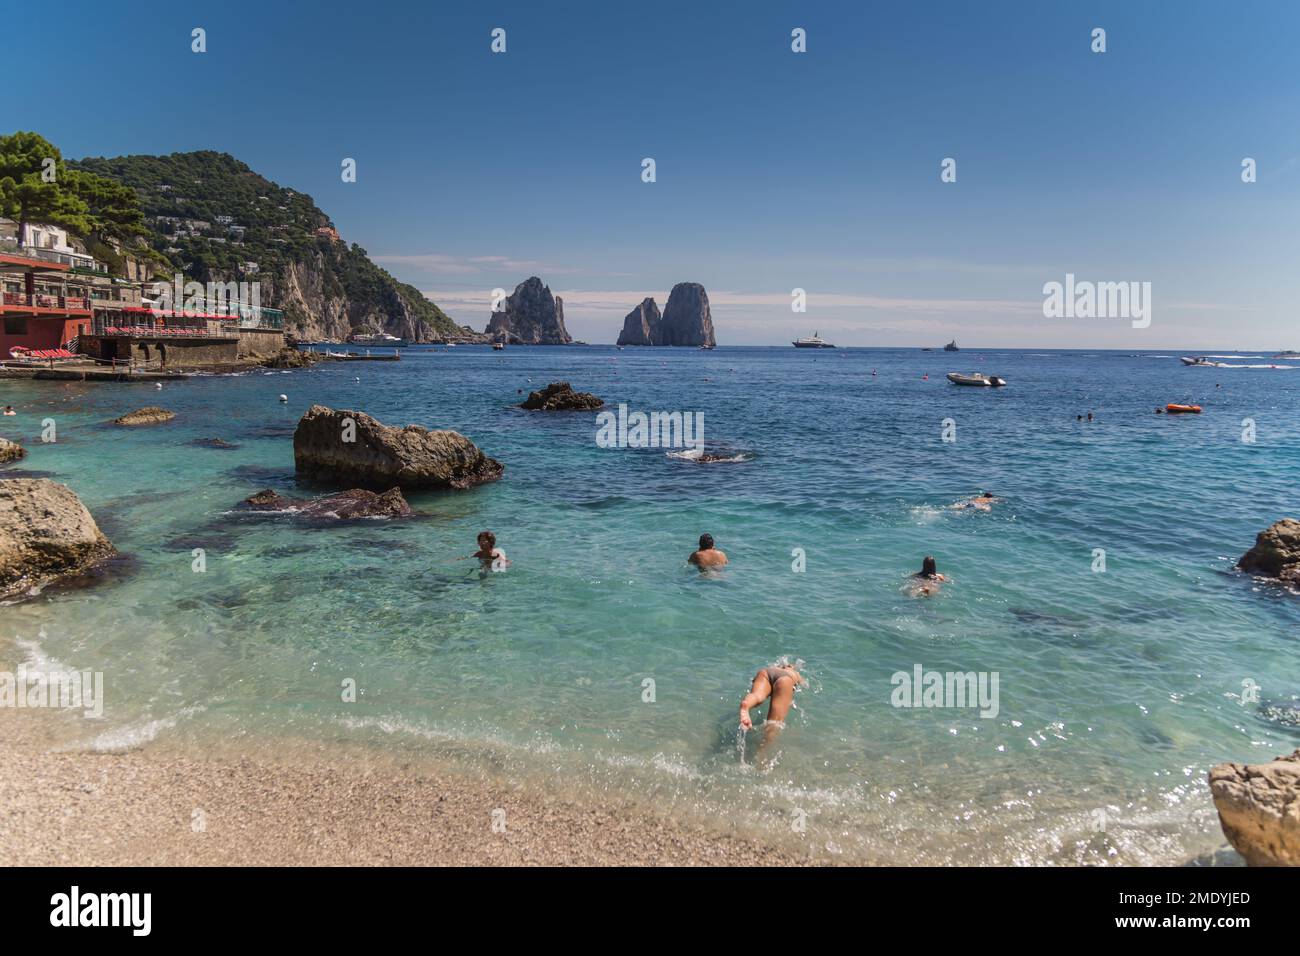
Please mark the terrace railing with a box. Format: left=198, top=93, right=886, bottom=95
left=2, top=291, right=91, bottom=310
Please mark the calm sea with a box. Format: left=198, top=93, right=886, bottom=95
left=3, top=345, right=1297, bottom=864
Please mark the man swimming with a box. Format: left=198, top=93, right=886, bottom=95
left=688, top=533, right=728, bottom=568
left=909, top=555, right=947, bottom=596
left=951, top=491, right=998, bottom=511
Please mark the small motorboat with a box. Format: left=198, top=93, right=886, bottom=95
left=946, top=372, right=1006, bottom=387
left=1166, top=403, right=1202, bottom=414
left=492, top=341, right=505, bottom=351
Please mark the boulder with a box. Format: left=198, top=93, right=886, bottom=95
left=293, top=405, right=503, bottom=490
left=0, top=437, right=25, bottom=464
left=519, top=382, right=604, bottom=411
left=1209, top=750, right=1300, bottom=866
left=484, top=276, right=572, bottom=344
left=616, top=298, right=662, bottom=346
left=0, top=478, right=116, bottom=601
left=114, top=406, right=175, bottom=426
left=240, top=487, right=413, bottom=519
left=1238, top=519, right=1300, bottom=583
left=659, top=282, right=716, bottom=347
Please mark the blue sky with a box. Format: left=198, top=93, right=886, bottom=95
left=11, top=0, right=1300, bottom=347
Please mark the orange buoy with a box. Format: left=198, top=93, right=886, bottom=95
left=1166, top=403, right=1202, bottom=414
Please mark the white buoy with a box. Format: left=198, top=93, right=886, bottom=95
left=155, top=382, right=163, bottom=389
left=278, top=394, right=288, bottom=403
left=355, top=376, right=360, bottom=382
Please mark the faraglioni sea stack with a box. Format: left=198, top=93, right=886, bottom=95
left=615, top=283, right=715, bottom=347
left=484, top=276, right=572, bottom=344
left=293, top=405, right=504, bottom=490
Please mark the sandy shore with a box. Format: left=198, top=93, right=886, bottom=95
left=0, top=706, right=798, bottom=867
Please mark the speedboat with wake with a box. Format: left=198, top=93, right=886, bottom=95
left=946, top=372, right=1006, bottom=386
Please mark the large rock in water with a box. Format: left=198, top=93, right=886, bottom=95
left=0, top=438, right=25, bottom=464
left=1238, top=519, right=1300, bottom=584
left=114, top=406, right=175, bottom=426
left=293, top=405, right=503, bottom=490
left=659, top=282, right=716, bottom=347
left=241, top=487, right=413, bottom=519
left=519, top=382, right=604, bottom=411
left=0, top=478, right=116, bottom=601
left=484, top=276, right=571, bottom=344
left=1209, top=750, right=1300, bottom=866
left=616, top=297, right=662, bottom=346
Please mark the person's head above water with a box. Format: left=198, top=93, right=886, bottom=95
left=698, top=533, right=715, bottom=551
left=920, top=555, right=938, bottom=578
left=477, top=530, right=496, bottom=550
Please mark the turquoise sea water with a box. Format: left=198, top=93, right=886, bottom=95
left=3, top=346, right=1298, bottom=864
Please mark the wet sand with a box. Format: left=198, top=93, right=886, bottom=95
left=0, top=706, right=795, bottom=867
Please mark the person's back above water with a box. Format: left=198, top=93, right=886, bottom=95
left=908, top=555, right=947, bottom=596
left=688, top=533, right=728, bottom=568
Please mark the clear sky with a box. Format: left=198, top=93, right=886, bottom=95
left=11, top=0, right=1300, bottom=348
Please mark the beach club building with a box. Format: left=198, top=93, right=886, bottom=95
left=1, top=222, right=286, bottom=367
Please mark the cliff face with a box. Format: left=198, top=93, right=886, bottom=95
left=617, top=283, right=715, bottom=346
left=616, top=297, right=661, bottom=346
left=70, top=150, right=475, bottom=343
left=485, top=276, right=571, bottom=344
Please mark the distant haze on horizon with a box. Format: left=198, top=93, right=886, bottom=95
left=14, top=0, right=1299, bottom=349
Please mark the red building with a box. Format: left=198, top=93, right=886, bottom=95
left=0, top=251, right=92, bottom=357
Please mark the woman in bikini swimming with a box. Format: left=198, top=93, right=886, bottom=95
left=738, top=662, right=805, bottom=764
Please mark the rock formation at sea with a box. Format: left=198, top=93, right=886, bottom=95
left=114, top=407, right=175, bottom=426
left=240, top=487, right=414, bottom=519
left=616, top=298, right=662, bottom=346
left=614, top=283, right=715, bottom=347
left=0, top=438, right=25, bottom=464
left=0, top=478, right=116, bottom=601
left=1209, top=749, right=1300, bottom=865
left=519, top=382, right=604, bottom=411
left=293, top=405, right=503, bottom=490
left=1238, top=518, right=1300, bottom=585
left=485, top=277, right=571, bottom=345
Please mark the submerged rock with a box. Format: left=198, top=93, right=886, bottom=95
left=240, top=487, right=413, bottom=519
left=659, top=282, right=716, bottom=347
left=114, top=406, right=175, bottom=426
left=1238, top=518, right=1300, bottom=584
left=190, top=437, right=240, bottom=450
left=0, top=478, right=116, bottom=601
left=293, top=405, right=503, bottom=490
left=484, top=276, right=572, bottom=344
left=519, top=382, right=604, bottom=411
left=1209, top=750, right=1300, bottom=866
left=0, top=437, right=25, bottom=464
left=617, top=297, right=662, bottom=346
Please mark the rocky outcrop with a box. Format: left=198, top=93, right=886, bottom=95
left=114, top=407, right=175, bottom=426
left=0, top=478, right=116, bottom=601
left=261, top=348, right=324, bottom=370
left=484, top=277, right=571, bottom=345
left=240, top=487, right=413, bottom=519
left=617, top=298, right=661, bottom=346
left=660, top=282, right=715, bottom=347
left=293, top=405, right=503, bottom=490
left=0, top=438, right=25, bottom=464
left=1209, top=750, right=1300, bottom=866
left=1239, top=519, right=1300, bottom=585
left=519, top=382, right=604, bottom=411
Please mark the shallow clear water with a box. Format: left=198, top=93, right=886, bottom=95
left=3, top=346, right=1298, bottom=864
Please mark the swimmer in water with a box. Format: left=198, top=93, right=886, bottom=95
left=909, top=555, right=947, bottom=596
left=465, top=530, right=508, bottom=569
left=2, top=406, right=14, bottom=416
left=688, top=533, right=728, bottom=568
left=739, top=662, right=806, bottom=763
left=951, top=491, right=998, bottom=511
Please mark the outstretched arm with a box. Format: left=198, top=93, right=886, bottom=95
left=739, top=671, right=772, bottom=730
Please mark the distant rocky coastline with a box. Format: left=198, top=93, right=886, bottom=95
left=616, top=282, right=715, bottom=347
